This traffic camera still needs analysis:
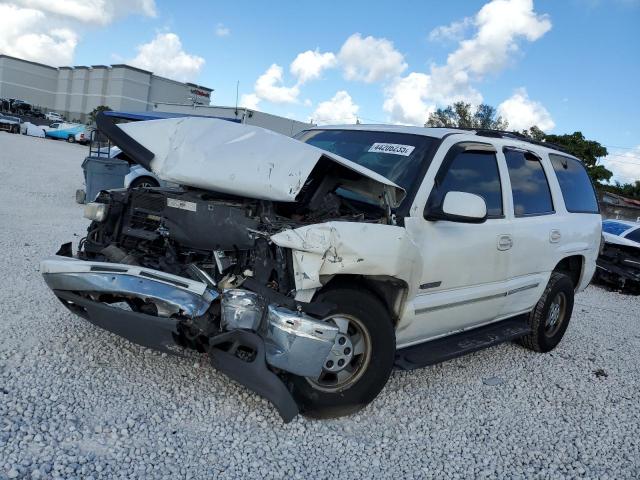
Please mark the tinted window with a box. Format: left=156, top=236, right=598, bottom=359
left=550, top=154, right=599, bottom=213
left=437, top=150, right=503, bottom=217
left=625, top=228, right=640, bottom=243
left=602, top=220, right=632, bottom=236
left=295, top=129, right=437, bottom=194
left=504, top=149, right=554, bottom=216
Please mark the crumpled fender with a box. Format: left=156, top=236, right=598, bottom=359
left=271, top=222, right=422, bottom=295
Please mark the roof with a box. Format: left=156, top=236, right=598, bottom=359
left=308, top=124, right=574, bottom=156
left=312, top=124, right=462, bottom=139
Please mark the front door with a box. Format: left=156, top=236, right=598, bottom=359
left=400, top=141, right=512, bottom=346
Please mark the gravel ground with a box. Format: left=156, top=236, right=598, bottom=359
left=1, top=132, right=639, bottom=479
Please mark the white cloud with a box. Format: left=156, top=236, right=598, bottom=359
left=0, top=1, right=156, bottom=66
left=239, top=93, right=260, bottom=110
left=311, top=90, right=359, bottom=125
left=338, top=33, right=407, bottom=83
left=382, top=73, right=434, bottom=126
left=384, top=0, right=551, bottom=125
left=601, top=146, right=640, bottom=185
left=428, top=17, right=472, bottom=43
left=253, top=64, right=300, bottom=104
left=0, top=4, right=77, bottom=65
left=129, top=33, right=204, bottom=82
left=3, top=0, right=156, bottom=25
left=497, top=87, right=555, bottom=131
left=290, top=49, right=336, bottom=84
left=215, top=23, right=230, bottom=37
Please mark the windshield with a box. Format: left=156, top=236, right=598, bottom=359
left=296, top=129, right=437, bottom=193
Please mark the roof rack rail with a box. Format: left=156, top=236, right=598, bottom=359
left=427, top=126, right=572, bottom=155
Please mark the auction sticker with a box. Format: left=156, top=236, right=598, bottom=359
left=368, top=143, right=415, bottom=156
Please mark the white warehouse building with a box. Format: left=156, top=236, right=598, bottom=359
left=0, top=54, right=213, bottom=122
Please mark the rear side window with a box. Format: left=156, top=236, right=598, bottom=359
left=549, top=154, right=599, bottom=213
left=437, top=150, right=503, bottom=217
left=504, top=149, right=554, bottom=217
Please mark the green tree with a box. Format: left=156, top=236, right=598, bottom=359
left=425, top=102, right=508, bottom=130
left=88, top=105, right=112, bottom=125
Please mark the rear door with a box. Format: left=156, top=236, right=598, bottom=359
left=500, top=147, right=559, bottom=316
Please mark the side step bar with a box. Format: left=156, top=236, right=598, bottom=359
left=395, top=315, right=531, bottom=371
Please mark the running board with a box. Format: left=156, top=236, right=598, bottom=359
left=395, top=315, right=531, bottom=371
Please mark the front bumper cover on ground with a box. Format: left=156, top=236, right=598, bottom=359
left=41, top=255, right=337, bottom=421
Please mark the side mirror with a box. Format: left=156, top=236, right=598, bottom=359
left=425, top=191, right=488, bottom=223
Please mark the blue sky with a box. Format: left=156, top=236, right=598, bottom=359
left=2, top=0, right=639, bottom=182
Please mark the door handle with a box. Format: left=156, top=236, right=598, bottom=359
left=549, top=229, right=562, bottom=243
left=497, top=234, right=513, bottom=251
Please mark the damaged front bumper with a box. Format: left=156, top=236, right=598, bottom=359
left=41, top=256, right=339, bottom=421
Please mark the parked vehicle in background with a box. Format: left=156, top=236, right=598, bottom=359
left=0, top=113, right=21, bottom=133
left=106, top=146, right=161, bottom=188
left=45, top=112, right=64, bottom=122
left=596, top=219, right=640, bottom=293
left=10, top=99, right=32, bottom=114
left=20, top=121, right=46, bottom=137
left=41, top=116, right=602, bottom=422
left=31, top=109, right=46, bottom=119
left=43, top=122, right=88, bottom=144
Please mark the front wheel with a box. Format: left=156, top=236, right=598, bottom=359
left=128, top=176, right=160, bottom=189
left=67, top=135, right=75, bottom=143
left=518, top=272, right=574, bottom=353
left=289, top=287, right=395, bottom=418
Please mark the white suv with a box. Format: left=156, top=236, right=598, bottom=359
left=41, top=119, right=601, bottom=421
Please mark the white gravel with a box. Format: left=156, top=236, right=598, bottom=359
left=1, top=132, right=639, bottom=479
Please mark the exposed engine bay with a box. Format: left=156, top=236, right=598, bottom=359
left=41, top=114, right=415, bottom=422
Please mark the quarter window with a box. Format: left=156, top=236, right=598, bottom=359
left=436, top=150, right=503, bottom=217
left=504, top=149, right=554, bottom=216
left=549, top=154, right=599, bottom=213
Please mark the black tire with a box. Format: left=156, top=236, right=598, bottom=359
left=67, top=135, right=75, bottom=143
left=289, top=287, right=395, bottom=418
left=129, top=176, right=160, bottom=189
left=518, top=272, right=574, bottom=353
left=11, top=125, right=19, bottom=134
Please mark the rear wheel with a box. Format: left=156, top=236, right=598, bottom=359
left=289, top=287, right=395, bottom=418
left=11, top=125, right=19, bottom=134
left=518, top=272, right=574, bottom=353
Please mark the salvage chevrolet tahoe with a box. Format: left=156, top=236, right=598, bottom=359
left=41, top=114, right=602, bottom=421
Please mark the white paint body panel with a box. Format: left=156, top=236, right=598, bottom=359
left=270, top=130, right=601, bottom=348
left=118, top=118, right=404, bottom=205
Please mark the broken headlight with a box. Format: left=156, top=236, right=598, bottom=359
left=220, top=289, right=266, bottom=331
left=83, top=202, right=109, bottom=222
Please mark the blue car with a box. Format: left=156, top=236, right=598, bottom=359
left=44, top=122, right=88, bottom=144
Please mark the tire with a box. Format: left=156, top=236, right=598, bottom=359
left=518, top=272, right=574, bottom=353
left=11, top=125, right=19, bottom=134
left=288, top=287, right=396, bottom=418
left=129, top=176, right=160, bottom=189
left=67, top=135, right=75, bottom=143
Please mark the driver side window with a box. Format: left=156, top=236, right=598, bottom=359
left=435, top=150, right=503, bottom=218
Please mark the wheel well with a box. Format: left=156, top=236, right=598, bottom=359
left=319, top=275, right=408, bottom=324
left=553, top=255, right=584, bottom=289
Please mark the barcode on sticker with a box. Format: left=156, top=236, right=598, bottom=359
left=368, top=143, right=415, bottom=156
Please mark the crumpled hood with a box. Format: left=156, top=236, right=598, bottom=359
left=116, top=117, right=405, bottom=206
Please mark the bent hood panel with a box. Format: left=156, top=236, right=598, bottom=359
left=117, top=117, right=405, bottom=205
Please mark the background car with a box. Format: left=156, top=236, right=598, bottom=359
left=43, top=122, right=88, bottom=144
left=0, top=113, right=21, bottom=133
left=45, top=112, right=64, bottom=122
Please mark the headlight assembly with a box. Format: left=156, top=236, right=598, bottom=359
left=83, top=202, right=109, bottom=222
